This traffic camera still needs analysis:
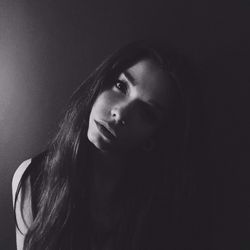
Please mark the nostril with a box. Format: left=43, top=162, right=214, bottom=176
left=111, top=104, right=129, bottom=124
left=111, top=109, right=118, bottom=117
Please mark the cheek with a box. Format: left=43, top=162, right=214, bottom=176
left=121, top=120, right=156, bottom=147
left=91, top=91, right=113, bottom=118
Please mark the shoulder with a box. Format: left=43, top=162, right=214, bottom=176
left=12, top=159, right=34, bottom=250
left=12, top=158, right=32, bottom=204
left=12, top=158, right=34, bottom=229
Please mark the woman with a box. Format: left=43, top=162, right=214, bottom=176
left=12, top=41, right=189, bottom=250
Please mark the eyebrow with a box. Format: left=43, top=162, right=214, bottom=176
left=123, top=71, right=136, bottom=86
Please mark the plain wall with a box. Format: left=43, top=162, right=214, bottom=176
left=1, top=0, right=250, bottom=249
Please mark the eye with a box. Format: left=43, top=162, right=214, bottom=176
left=113, top=80, right=128, bottom=94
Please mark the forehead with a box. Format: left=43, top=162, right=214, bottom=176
left=123, top=59, right=172, bottom=108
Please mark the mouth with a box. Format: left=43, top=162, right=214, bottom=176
left=94, top=120, right=117, bottom=141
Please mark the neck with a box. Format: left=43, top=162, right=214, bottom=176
left=88, top=143, right=126, bottom=204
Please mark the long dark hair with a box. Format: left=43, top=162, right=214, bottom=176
left=14, top=40, right=189, bottom=249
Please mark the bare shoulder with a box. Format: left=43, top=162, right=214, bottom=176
left=12, top=158, right=33, bottom=250
left=12, top=158, right=32, bottom=205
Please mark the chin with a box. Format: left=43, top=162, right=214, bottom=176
left=94, top=140, right=110, bottom=152
left=87, top=132, right=111, bottom=152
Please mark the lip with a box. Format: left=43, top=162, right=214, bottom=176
left=94, top=120, right=117, bottom=140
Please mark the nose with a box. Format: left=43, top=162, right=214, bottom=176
left=111, top=102, right=132, bottom=125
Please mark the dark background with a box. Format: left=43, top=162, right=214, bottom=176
left=0, top=0, right=249, bottom=249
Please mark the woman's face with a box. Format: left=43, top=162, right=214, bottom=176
left=87, top=58, right=172, bottom=154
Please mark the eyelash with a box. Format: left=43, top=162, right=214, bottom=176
left=114, top=80, right=128, bottom=94
left=113, top=80, right=158, bottom=123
